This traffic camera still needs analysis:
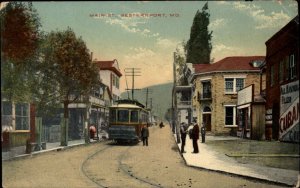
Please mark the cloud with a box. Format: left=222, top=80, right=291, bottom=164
left=232, top=2, right=291, bottom=29
left=212, top=43, right=235, bottom=52
left=102, top=13, right=161, bottom=37
left=156, top=38, right=178, bottom=49
left=211, top=43, right=242, bottom=62
left=124, top=47, right=155, bottom=63
left=209, top=18, right=226, bottom=29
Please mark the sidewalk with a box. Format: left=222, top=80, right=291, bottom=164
left=176, top=134, right=299, bottom=187
left=2, top=131, right=109, bottom=161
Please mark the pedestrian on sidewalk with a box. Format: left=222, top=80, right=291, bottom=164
left=180, top=122, right=188, bottom=153
left=201, top=122, right=206, bottom=143
left=141, top=124, right=149, bottom=146
left=191, top=122, right=199, bottom=153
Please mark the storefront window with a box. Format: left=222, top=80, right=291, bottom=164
left=15, top=103, right=29, bottom=130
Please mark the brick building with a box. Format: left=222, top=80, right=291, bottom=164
left=265, top=15, right=299, bottom=142
left=190, top=56, right=265, bottom=136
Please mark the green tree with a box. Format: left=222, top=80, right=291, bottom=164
left=1, top=2, right=41, bottom=103
left=175, top=41, right=188, bottom=86
left=186, top=2, right=212, bottom=64
left=41, top=28, right=99, bottom=119
left=1, top=2, right=41, bottom=64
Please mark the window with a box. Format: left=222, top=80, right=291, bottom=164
left=270, top=65, right=275, bottom=86
left=202, top=81, right=211, bottom=98
left=15, top=103, right=29, bottom=130
left=225, top=105, right=237, bottom=126
left=130, top=110, right=139, bottom=122
left=236, top=78, right=244, bottom=92
left=279, top=60, right=284, bottom=83
left=2, top=101, right=12, bottom=129
left=225, top=78, right=234, bottom=93
left=290, top=54, right=296, bottom=80
left=225, top=78, right=244, bottom=93
left=117, top=110, right=129, bottom=122
left=285, top=56, right=290, bottom=81
left=110, top=109, right=116, bottom=123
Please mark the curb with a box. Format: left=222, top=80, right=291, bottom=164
left=172, top=135, right=296, bottom=187
left=2, top=139, right=107, bottom=161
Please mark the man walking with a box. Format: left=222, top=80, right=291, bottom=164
left=192, top=122, right=199, bottom=153
left=180, top=122, right=188, bottom=153
left=141, top=125, right=149, bottom=146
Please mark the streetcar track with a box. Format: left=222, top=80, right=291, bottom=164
left=117, top=127, right=164, bottom=188
left=81, top=127, right=163, bottom=188
left=81, top=143, right=111, bottom=188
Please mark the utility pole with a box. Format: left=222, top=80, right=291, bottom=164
left=143, top=88, right=153, bottom=109
left=124, top=68, right=141, bottom=100
left=173, top=52, right=180, bottom=143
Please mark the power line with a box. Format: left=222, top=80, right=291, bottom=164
left=124, top=68, right=141, bottom=100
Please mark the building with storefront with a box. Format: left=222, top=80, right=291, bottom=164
left=265, top=15, right=299, bottom=143
left=190, top=56, right=265, bottom=136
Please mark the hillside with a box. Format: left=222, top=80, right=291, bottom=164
left=120, top=82, right=173, bottom=120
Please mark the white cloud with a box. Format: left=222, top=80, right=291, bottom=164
left=209, top=18, right=226, bottom=29
left=255, top=10, right=291, bottom=29
left=102, top=13, right=161, bottom=37
left=156, top=38, right=177, bottom=49
left=212, top=43, right=235, bottom=52
left=124, top=47, right=155, bottom=63
left=232, top=2, right=291, bottom=29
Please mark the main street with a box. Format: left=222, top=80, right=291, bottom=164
left=2, top=125, right=285, bottom=188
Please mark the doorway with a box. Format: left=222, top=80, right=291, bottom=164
left=202, top=106, right=211, bottom=131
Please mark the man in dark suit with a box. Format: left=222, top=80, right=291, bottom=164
left=180, top=122, right=188, bottom=153
left=141, top=125, right=149, bottom=146
left=192, top=123, right=199, bottom=153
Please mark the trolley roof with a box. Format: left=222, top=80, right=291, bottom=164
left=110, top=103, right=142, bottom=109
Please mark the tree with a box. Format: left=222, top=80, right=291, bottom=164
left=41, top=28, right=99, bottom=119
left=1, top=2, right=41, bottom=64
left=175, top=41, right=188, bottom=86
left=1, top=2, right=42, bottom=103
left=186, top=2, right=212, bottom=64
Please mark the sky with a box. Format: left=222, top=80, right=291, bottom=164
left=30, top=1, right=298, bottom=93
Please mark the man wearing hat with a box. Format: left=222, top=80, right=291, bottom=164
left=191, top=122, right=199, bottom=153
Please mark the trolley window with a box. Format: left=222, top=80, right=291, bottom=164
left=130, top=110, right=139, bottom=122
left=110, top=109, right=116, bottom=123
left=117, top=110, right=129, bottom=122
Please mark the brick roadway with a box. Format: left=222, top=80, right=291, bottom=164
left=2, top=125, right=286, bottom=188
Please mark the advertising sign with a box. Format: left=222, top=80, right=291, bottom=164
left=279, top=80, right=299, bottom=142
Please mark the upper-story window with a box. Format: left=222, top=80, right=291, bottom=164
left=112, top=74, right=120, bottom=89
left=270, top=65, right=275, bottom=87
left=279, top=60, right=284, bottom=83
left=289, top=54, right=297, bottom=80
left=202, top=81, right=211, bottom=98
left=224, top=78, right=244, bottom=94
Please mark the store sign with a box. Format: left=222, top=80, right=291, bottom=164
left=237, top=85, right=252, bottom=106
left=279, top=80, right=299, bottom=142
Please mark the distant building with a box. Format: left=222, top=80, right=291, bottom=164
left=93, top=59, right=122, bottom=103
left=265, top=15, right=299, bottom=142
left=190, top=56, right=265, bottom=136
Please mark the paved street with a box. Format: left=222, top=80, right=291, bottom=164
left=2, top=125, right=288, bottom=188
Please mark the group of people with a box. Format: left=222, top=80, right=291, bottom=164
left=180, top=122, right=206, bottom=154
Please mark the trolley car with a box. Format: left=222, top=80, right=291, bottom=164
left=108, top=99, right=149, bottom=143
